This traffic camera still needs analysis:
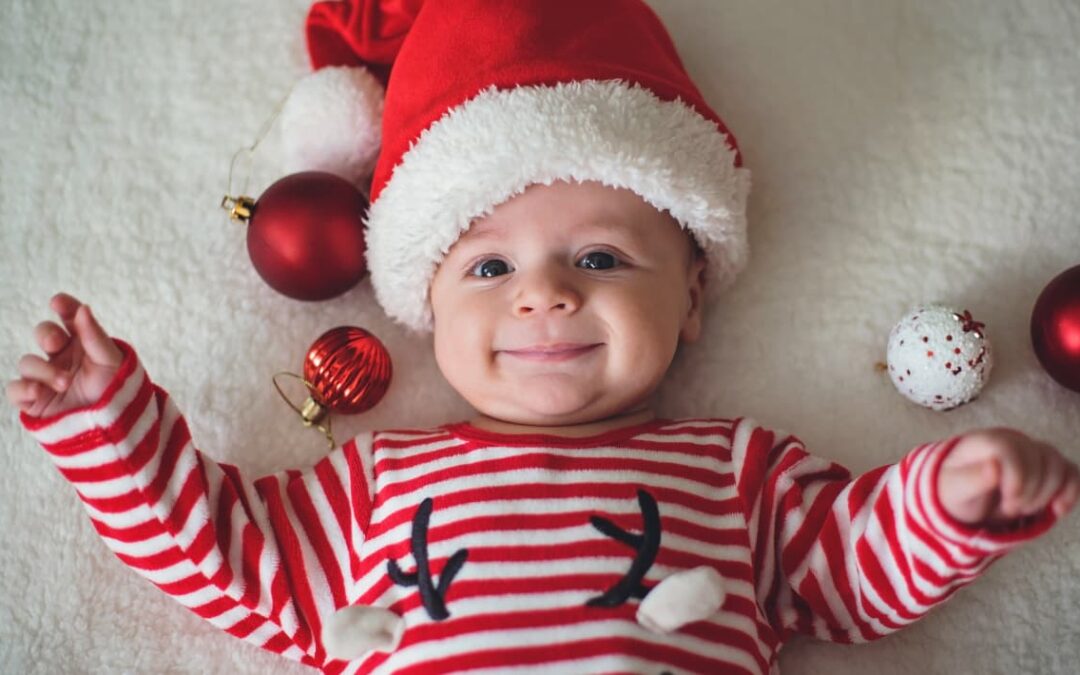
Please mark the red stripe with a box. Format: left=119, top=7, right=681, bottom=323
left=342, top=437, right=373, bottom=533
left=155, top=572, right=211, bottom=597
left=238, top=523, right=265, bottom=609
left=79, top=485, right=148, bottom=514
left=191, top=594, right=236, bottom=619
left=212, top=471, right=238, bottom=590
left=114, top=543, right=187, bottom=571
left=225, top=612, right=266, bottom=639
left=90, top=515, right=162, bottom=543
left=59, top=454, right=132, bottom=484
left=261, top=630, right=296, bottom=656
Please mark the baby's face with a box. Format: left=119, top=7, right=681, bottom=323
left=429, top=180, right=705, bottom=427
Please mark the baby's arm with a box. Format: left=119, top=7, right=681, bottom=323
left=729, top=417, right=1075, bottom=645
left=8, top=293, right=375, bottom=669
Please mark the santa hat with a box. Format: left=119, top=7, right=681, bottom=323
left=283, top=0, right=750, bottom=334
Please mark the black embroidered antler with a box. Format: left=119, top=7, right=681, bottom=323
left=586, top=488, right=661, bottom=607
left=387, top=497, right=469, bottom=621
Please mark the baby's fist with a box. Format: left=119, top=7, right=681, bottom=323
left=6, top=293, right=123, bottom=419
left=938, top=428, right=1080, bottom=527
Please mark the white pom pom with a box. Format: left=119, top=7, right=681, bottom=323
left=886, top=304, right=993, bottom=411
left=280, top=65, right=384, bottom=189
left=321, top=605, right=404, bottom=662
left=636, top=566, right=726, bottom=634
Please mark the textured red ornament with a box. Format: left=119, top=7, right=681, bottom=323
left=304, top=326, right=393, bottom=414
left=246, top=172, right=368, bottom=301
left=1031, top=263, right=1080, bottom=393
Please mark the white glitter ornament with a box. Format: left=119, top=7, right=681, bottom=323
left=886, top=305, right=993, bottom=411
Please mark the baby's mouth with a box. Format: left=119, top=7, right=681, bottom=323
left=499, top=343, right=603, bottom=362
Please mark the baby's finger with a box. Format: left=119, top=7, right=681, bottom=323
left=74, top=305, right=121, bottom=367
left=17, top=354, right=69, bottom=391
left=6, top=378, right=50, bottom=409
left=997, top=450, right=1031, bottom=517
left=1052, top=463, right=1080, bottom=518
left=49, top=292, right=84, bottom=334
left=1023, top=451, right=1066, bottom=515
left=1016, top=445, right=1049, bottom=510
left=34, top=320, right=71, bottom=357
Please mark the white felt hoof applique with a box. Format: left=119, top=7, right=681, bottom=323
left=636, top=566, right=726, bottom=634
left=322, top=605, right=405, bottom=662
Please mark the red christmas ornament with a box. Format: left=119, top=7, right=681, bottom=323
left=1030, top=263, right=1080, bottom=393
left=224, top=171, right=368, bottom=301
left=273, top=326, right=393, bottom=447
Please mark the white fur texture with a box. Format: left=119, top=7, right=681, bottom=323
left=2, top=1, right=1079, bottom=674
left=365, top=79, right=749, bottom=333
left=280, top=64, right=383, bottom=190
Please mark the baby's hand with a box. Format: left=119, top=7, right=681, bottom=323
left=937, top=428, right=1080, bottom=526
left=6, top=293, right=123, bottom=419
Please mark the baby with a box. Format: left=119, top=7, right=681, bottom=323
left=8, top=1, right=1080, bottom=674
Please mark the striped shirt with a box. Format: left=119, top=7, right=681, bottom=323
left=20, top=339, right=1053, bottom=674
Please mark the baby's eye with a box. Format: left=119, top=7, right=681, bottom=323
left=578, top=251, right=619, bottom=270
left=470, top=258, right=513, bottom=278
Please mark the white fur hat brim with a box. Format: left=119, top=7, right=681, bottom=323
left=364, top=79, right=751, bottom=333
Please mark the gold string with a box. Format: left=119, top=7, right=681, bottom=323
left=225, top=84, right=299, bottom=204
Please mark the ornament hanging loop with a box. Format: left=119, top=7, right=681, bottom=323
left=272, top=371, right=336, bottom=449
left=221, top=194, right=255, bottom=223
left=221, top=82, right=298, bottom=221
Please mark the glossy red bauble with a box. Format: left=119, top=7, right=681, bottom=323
left=245, top=172, right=368, bottom=301
left=1030, top=264, right=1080, bottom=393
left=304, top=326, right=393, bottom=415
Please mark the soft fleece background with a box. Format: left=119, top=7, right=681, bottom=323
left=2, top=0, right=1079, bottom=673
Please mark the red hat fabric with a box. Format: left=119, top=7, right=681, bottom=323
left=304, top=0, right=750, bottom=333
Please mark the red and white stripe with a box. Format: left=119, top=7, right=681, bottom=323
left=21, top=339, right=1053, bottom=674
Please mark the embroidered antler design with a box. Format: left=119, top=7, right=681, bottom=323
left=586, top=489, right=662, bottom=607
left=387, top=497, right=469, bottom=621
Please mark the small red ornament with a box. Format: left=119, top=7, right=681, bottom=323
left=223, top=171, right=368, bottom=301
left=274, top=326, right=393, bottom=447
left=1030, top=263, right=1080, bottom=393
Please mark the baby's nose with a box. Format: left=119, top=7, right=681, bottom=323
left=512, top=272, right=582, bottom=317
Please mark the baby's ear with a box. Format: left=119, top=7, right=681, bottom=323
left=679, top=255, right=707, bottom=343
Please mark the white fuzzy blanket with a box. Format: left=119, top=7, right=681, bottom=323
left=2, top=0, right=1078, bottom=673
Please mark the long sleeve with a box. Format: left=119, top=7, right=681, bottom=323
left=19, top=339, right=377, bottom=670
left=730, top=417, right=1059, bottom=645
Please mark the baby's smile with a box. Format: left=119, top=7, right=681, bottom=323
left=497, top=341, right=604, bottom=362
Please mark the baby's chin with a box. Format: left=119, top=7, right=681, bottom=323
left=473, top=385, right=646, bottom=429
